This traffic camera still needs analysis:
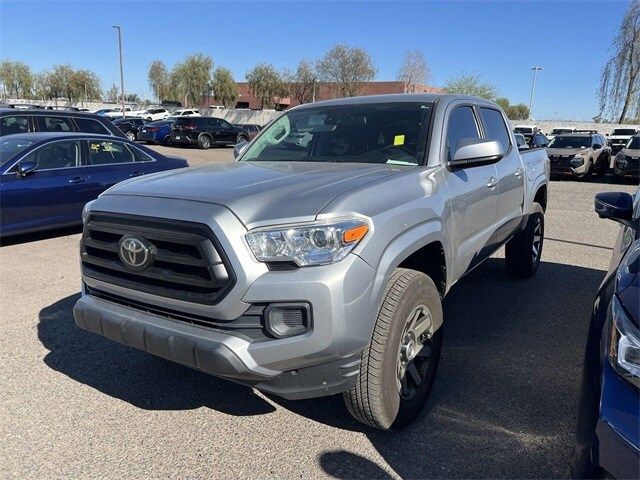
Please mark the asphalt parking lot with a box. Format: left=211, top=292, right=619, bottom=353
left=1, top=146, right=637, bottom=479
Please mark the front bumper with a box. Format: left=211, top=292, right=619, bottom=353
left=550, top=157, right=588, bottom=177
left=76, top=196, right=377, bottom=399
left=614, top=159, right=640, bottom=178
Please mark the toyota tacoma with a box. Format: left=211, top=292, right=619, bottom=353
left=74, top=94, right=549, bottom=429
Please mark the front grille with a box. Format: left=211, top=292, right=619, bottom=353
left=549, top=155, right=575, bottom=173
left=81, top=213, right=235, bottom=304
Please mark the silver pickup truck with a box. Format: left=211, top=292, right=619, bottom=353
left=74, top=94, right=549, bottom=429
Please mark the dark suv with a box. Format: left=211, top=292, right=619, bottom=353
left=112, top=117, right=149, bottom=141
left=169, top=117, right=249, bottom=149
left=0, top=109, right=126, bottom=138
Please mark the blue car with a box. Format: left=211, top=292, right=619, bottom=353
left=138, top=119, right=175, bottom=145
left=572, top=189, right=640, bottom=479
left=0, top=132, right=188, bottom=237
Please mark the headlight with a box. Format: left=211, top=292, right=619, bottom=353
left=570, top=156, right=584, bottom=167
left=245, top=217, right=370, bottom=267
left=82, top=200, right=95, bottom=224
left=609, top=296, right=640, bottom=388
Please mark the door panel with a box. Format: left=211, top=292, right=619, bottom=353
left=84, top=140, right=141, bottom=198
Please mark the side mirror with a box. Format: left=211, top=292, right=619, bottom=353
left=16, top=160, right=38, bottom=178
left=449, top=139, right=503, bottom=168
left=233, top=141, right=249, bottom=159
left=595, top=192, right=634, bottom=225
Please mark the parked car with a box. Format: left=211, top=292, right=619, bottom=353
left=0, top=109, right=126, bottom=138
left=93, top=108, right=117, bottom=116
left=140, top=108, right=170, bottom=122
left=571, top=189, right=639, bottom=479
left=523, top=132, right=549, bottom=148
left=74, top=93, right=549, bottom=429
left=514, top=132, right=529, bottom=149
left=514, top=124, right=539, bottom=134
left=547, top=132, right=611, bottom=179
left=608, top=128, right=639, bottom=154
left=547, top=127, right=576, bottom=141
left=169, top=117, right=249, bottom=148
left=171, top=109, right=201, bottom=117
left=0, top=132, right=188, bottom=237
left=238, top=123, right=262, bottom=140
left=104, top=107, right=134, bottom=119
left=613, top=134, right=640, bottom=180
left=111, top=117, right=149, bottom=141
left=138, top=120, right=175, bottom=145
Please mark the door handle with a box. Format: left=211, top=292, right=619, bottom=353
left=486, top=176, right=498, bottom=189
left=514, top=166, right=524, bottom=178
left=129, top=171, right=144, bottom=178
left=68, top=176, right=87, bottom=184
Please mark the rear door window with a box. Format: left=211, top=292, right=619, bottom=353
left=0, top=115, right=30, bottom=135
left=87, top=140, right=136, bottom=165
left=478, top=108, right=511, bottom=153
left=74, top=117, right=110, bottom=135
left=36, top=116, right=74, bottom=133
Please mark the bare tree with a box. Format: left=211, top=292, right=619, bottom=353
left=316, top=44, right=376, bottom=97
left=598, top=0, right=640, bottom=123
left=284, top=60, right=317, bottom=104
left=397, top=50, right=430, bottom=93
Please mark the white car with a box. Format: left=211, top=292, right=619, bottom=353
left=140, top=108, right=170, bottom=121
left=608, top=127, right=639, bottom=154
left=170, top=109, right=201, bottom=117
left=104, top=107, right=134, bottom=118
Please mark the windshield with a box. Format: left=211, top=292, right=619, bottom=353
left=548, top=136, right=591, bottom=148
left=0, top=137, right=34, bottom=163
left=240, top=102, right=433, bottom=166
left=627, top=136, right=640, bottom=149
left=612, top=129, right=637, bottom=136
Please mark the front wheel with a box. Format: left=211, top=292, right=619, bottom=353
left=505, top=203, right=544, bottom=278
left=236, top=133, right=248, bottom=144
left=125, top=131, right=136, bottom=141
left=344, top=268, right=443, bottom=430
left=197, top=134, right=212, bottom=149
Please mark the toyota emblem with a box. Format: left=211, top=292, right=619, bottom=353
left=118, top=236, right=153, bottom=269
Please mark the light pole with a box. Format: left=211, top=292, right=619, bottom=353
left=528, top=66, right=543, bottom=120
left=110, top=25, right=125, bottom=118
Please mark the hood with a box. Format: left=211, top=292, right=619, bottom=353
left=546, top=147, right=590, bottom=156
left=620, top=147, right=640, bottom=158
left=103, top=161, right=408, bottom=226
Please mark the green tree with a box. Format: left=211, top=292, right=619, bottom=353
left=284, top=60, right=317, bottom=104
left=170, top=53, right=213, bottom=107
left=69, top=69, right=102, bottom=101
left=246, top=63, right=287, bottom=108
left=509, top=103, right=530, bottom=120
left=105, top=84, right=119, bottom=102
left=443, top=73, right=499, bottom=101
left=148, top=60, right=171, bottom=102
left=210, top=67, right=239, bottom=107
left=317, top=44, right=376, bottom=97
left=598, top=0, right=640, bottom=122
left=49, top=64, right=75, bottom=100
left=495, top=97, right=511, bottom=112
left=0, top=60, right=34, bottom=98
left=125, top=93, right=141, bottom=103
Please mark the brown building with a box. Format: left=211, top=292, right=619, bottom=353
left=205, top=81, right=441, bottom=110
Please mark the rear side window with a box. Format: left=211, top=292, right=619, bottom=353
left=479, top=108, right=511, bottom=153
left=74, top=117, right=110, bottom=135
left=37, top=116, right=74, bottom=133
left=87, top=140, right=135, bottom=165
left=22, top=140, right=81, bottom=169
left=0, top=115, right=29, bottom=135
left=446, top=106, right=480, bottom=160
left=131, top=146, right=154, bottom=162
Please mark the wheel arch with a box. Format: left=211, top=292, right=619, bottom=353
left=533, top=183, right=548, bottom=212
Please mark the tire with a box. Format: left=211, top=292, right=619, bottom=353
left=125, top=131, right=136, bottom=141
left=593, top=154, right=608, bottom=177
left=505, top=203, right=544, bottom=278
left=236, top=133, right=248, bottom=144
left=146, top=117, right=152, bottom=122
left=197, top=134, right=212, bottom=149
left=344, top=268, right=443, bottom=430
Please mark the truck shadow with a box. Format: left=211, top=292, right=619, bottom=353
left=37, top=293, right=275, bottom=416
left=38, top=258, right=605, bottom=477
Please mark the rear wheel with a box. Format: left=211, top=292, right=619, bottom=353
left=236, top=133, right=248, bottom=144
left=125, top=131, right=136, bottom=141
left=344, top=268, right=443, bottom=430
left=198, top=134, right=212, bottom=149
left=505, top=203, right=544, bottom=278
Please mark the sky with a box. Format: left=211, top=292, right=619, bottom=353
left=0, top=0, right=632, bottom=120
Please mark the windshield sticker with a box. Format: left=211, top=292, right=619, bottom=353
left=394, top=134, right=405, bottom=146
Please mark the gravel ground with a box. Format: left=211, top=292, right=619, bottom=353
left=0, top=151, right=637, bottom=479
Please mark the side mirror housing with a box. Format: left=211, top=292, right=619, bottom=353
left=16, top=160, right=38, bottom=178
left=449, top=139, right=503, bottom=168
left=233, top=141, right=249, bottom=159
left=595, top=192, right=634, bottom=226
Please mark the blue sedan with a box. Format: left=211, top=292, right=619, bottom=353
left=138, top=119, right=175, bottom=145
left=0, top=132, right=188, bottom=237
left=571, top=189, right=640, bottom=479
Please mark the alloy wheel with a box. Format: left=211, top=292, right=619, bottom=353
left=396, top=304, right=434, bottom=400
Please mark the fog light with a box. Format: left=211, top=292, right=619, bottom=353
left=264, top=303, right=311, bottom=338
